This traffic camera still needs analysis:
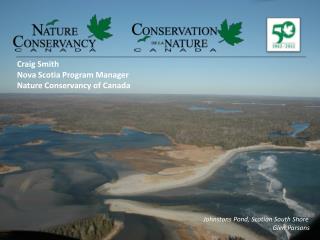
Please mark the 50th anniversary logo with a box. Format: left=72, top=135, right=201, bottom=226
left=12, top=16, right=244, bottom=54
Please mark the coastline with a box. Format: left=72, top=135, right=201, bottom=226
left=0, top=165, right=22, bottom=175
left=51, top=125, right=178, bottom=145
left=96, top=141, right=320, bottom=196
left=106, top=199, right=268, bottom=240
left=101, top=143, right=319, bottom=239
left=103, top=220, right=123, bottom=240
left=0, top=121, right=319, bottom=240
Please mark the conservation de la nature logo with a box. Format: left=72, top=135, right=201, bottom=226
left=132, top=19, right=244, bottom=53
left=267, top=18, right=300, bottom=52
left=12, top=16, right=244, bottom=54
left=12, top=15, right=112, bottom=53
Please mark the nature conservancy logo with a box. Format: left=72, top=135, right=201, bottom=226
left=267, top=18, right=300, bottom=52
left=132, top=19, right=244, bottom=53
left=12, top=15, right=112, bottom=53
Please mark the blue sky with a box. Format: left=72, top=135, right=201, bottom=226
left=0, top=0, right=319, bottom=97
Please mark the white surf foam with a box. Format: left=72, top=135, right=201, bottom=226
left=244, top=154, right=315, bottom=239
left=248, top=155, right=281, bottom=193
left=248, top=155, right=315, bottom=218
left=282, top=188, right=315, bottom=218
left=258, top=155, right=277, bottom=172
left=244, top=209, right=289, bottom=240
left=258, top=172, right=282, bottom=193
left=283, top=224, right=291, bottom=240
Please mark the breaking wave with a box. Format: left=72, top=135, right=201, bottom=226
left=244, top=154, right=316, bottom=239
left=246, top=155, right=314, bottom=218
left=258, top=155, right=277, bottom=171
left=258, top=172, right=282, bottom=193
left=282, top=188, right=315, bottom=218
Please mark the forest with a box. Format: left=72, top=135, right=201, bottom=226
left=0, top=94, right=319, bottom=149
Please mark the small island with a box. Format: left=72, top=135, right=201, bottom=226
left=0, top=164, right=22, bottom=174
left=23, top=139, right=45, bottom=146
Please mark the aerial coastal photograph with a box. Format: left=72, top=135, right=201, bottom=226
left=0, top=94, right=319, bottom=240
left=1, top=0, right=320, bottom=240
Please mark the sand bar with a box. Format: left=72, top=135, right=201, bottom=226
left=106, top=199, right=268, bottom=240
left=97, top=142, right=318, bottom=196
left=0, top=164, right=22, bottom=175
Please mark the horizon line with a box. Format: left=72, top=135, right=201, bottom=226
left=0, top=92, right=319, bottom=99
left=15, top=55, right=307, bottom=59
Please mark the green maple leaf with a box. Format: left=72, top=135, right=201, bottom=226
left=218, top=19, right=243, bottom=46
left=87, top=15, right=112, bottom=40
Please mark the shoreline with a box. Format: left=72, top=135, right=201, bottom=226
left=103, top=220, right=123, bottom=240
left=0, top=165, right=22, bottom=175
left=52, top=125, right=178, bottom=145
left=96, top=141, right=319, bottom=196
left=2, top=119, right=318, bottom=150
left=106, top=199, right=268, bottom=240
left=102, top=143, right=319, bottom=239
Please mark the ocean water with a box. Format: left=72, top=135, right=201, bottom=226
left=0, top=124, right=171, bottom=174
left=131, top=150, right=320, bottom=240
left=201, top=151, right=320, bottom=214
left=177, top=150, right=319, bottom=240
left=0, top=124, right=171, bottom=231
left=202, top=151, right=318, bottom=204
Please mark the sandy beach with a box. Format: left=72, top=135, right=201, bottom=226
left=103, top=220, right=124, bottom=240
left=106, top=199, right=268, bottom=240
left=96, top=142, right=318, bottom=196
